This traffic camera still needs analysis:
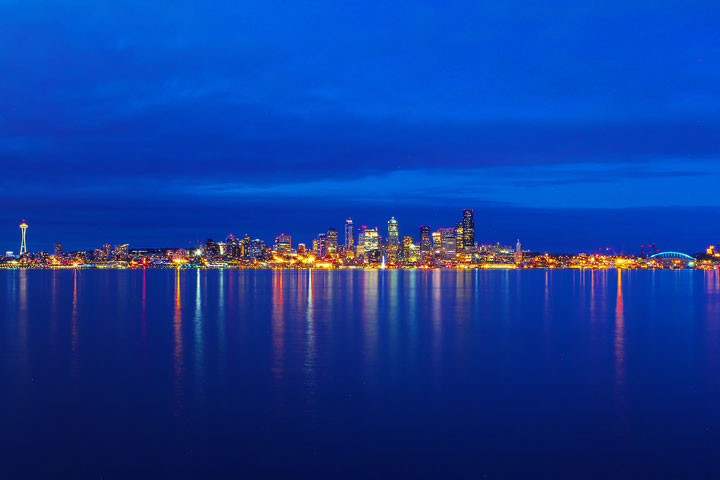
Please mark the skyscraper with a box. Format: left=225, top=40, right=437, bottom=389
left=344, top=218, right=354, bottom=251
left=419, top=226, right=432, bottom=259
left=54, top=242, right=62, bottom=256
left=387, top=217, right=399, bottom=247
left=462, top=209, right=475, bottom=251
left=327, top=228, right=339, bottom=254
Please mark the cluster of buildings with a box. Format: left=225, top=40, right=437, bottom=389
left=2, top=211, right=719, bottom=270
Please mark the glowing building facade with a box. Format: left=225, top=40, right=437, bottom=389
left=462, top=209, right=475, bottom=251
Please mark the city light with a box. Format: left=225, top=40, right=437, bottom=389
left=2, top=211, right=718, bottom=270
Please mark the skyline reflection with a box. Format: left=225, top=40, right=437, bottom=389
left=173, top=267, right=183, bottom=415
left=2, top=268, right=720, bottom=478
left=615, top=268, right=625, bottom=403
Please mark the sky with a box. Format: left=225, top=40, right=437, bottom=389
left=1, top=0, right=719, bottom=253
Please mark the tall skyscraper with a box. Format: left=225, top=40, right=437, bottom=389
left=387, top=217, right=399, bottom=247
left=327, top=228, right=339, bottom=254
left=515, top=239, right=522, bottom=264
left=344, top=218, right=354, bottom=251
left=419, top=226, right=432, bottom=259
left=54, top=242, right=62, bottom=256
left=19, top=220, right=28, bottom=255
left=462, top=209, right=475, bottom=250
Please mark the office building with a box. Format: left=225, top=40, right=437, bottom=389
left=462, top=209, right=475, bottom=250
left=419, top=226, right=432, bottom=259
left=315, top=233, right=327, bottom=257
left=439, top=227, right=456, bottom=258
left=357, top=226, right=380, bottom=256
left=387, top=217, right=399, bottom=246
left=327, top=228, right=339, bottom=254
left=274, top=234, right=292, bottom=252
left=345, top=218, right=354, bottom=251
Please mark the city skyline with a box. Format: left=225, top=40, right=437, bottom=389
left=4, top=207, right=718, bottom=261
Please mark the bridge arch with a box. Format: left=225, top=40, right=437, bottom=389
left=649, top=251, right=695, bottom=260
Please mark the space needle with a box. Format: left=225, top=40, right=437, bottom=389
left=19, top=220, right=28, bottom=255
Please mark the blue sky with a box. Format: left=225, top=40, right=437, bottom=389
left=1, top=0, right=719, bottom=252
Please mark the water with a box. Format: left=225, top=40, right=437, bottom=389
left=2, top=268, right=720, bottom=478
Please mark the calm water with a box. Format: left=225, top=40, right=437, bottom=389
left=2, top=268, right=720, bottom=478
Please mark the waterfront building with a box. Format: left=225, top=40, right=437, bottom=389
left=54, top=243, right=63, bottom=256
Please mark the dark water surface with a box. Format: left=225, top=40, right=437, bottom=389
left=2, top=268, right=720, bottom=478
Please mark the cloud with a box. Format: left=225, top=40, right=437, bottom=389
left=1, top=0, right=720, bottom=249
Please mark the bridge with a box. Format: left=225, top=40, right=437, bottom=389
left=649, top=251, right=696, bottom=267
left=649, top=251, right=695, bottom=260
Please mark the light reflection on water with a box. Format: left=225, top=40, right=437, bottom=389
left=173, top=268, right=183, bottom=415
left=1, top=268, right=720, bottom=478
left=615, top=269, right=625, bottom=402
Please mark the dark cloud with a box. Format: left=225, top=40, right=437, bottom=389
left=1, top=0, right=719, bottom=250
